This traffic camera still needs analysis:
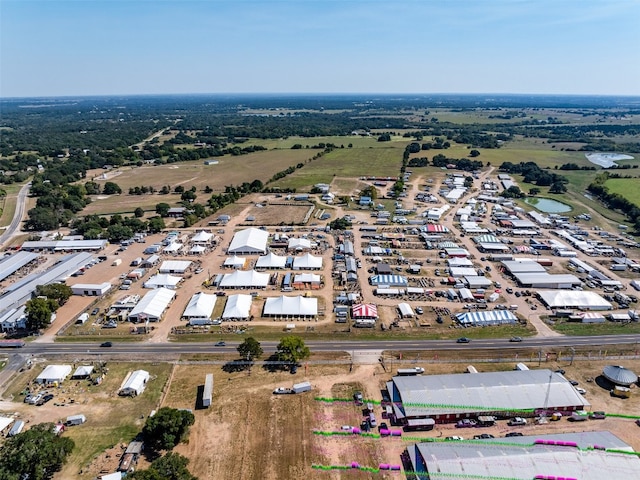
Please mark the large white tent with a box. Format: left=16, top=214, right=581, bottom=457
left=263, top=295, right=318, bottom=318
left=128, top=288, right=176, bottom=322
left=223, top=255, right=246, bottom=269
left=159, top=260, right=192, bottom=274
left=119, top=370, right=150, bottom=396
left=144, top=273, right=181, bottom=289
left=288, top=237, right=312, bottom=251
left=293, top=253, right=323, bottom=270
left=219, top=270, right=269, bottom=289
left=538, top=291, right=613, bottom=311
left=255, top=252, right=287, bottom=269
left=36, top=365, right=72, bottom=384
left=191, top=231, right=214, bottom=244
left=222, top=294, right=252, bottom=320
left=182, top=292, right=217, bottom=323
left=228, top=227, right=269, bottom=255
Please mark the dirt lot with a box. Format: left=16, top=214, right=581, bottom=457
left=3, top=356, right=640, bottom=480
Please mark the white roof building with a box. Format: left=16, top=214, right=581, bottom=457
left=71, top=282, right=112, bottom=296
left=36, top=364, right=72, bottom=384
left=182, top=292, right=217, bottom=320
left=263, top=295, right=318, bottom=318
left=223, top=255, right=246, bottom=269
left=222, top=294, right=252, bottom=319
left=144, top=274, right=181, bottom=289
left=255, top=252, right=287, bottom=269
left=398, top=302, right=415, bottom=318
left=228, top=227, right=269, bottom=255
left=288, top=237, right=312, bottom=251
left=159, top=260, right=192, bottom=274
left=72, top=365, right=95, bottom=378
left=191, top=230, right=214, bottom=244
left=538, top=291, right=613, bottom=311
left=128, top=288, right=176, bottom=322
left=189, top=245, right=207, bottom=255
left=292, top=253, right=323, bottom=270
left=293, top=273, right=321, bottom=284
left=219, top=270, right=269, bottom=289
left=119, top=370, right=150, bottom=396
left=163, top=242, right=183, bottom=253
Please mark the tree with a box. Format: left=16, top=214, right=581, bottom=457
left=103, top=181, right=122, bottom=195
left=181, top=190, right=197, bottom=202
left=25, top=297, right=56, bottom=331
left=148, top=216, right=166, bottom=233
left=237, top=337, right=263, bottom=361
left=106, top=224, right=134, bottom=243
left=0, top=423, right=75, bottom=480
left=156, top=202, right=171, bottom=217
left=469, top=149, right=480, bottom=157
left=529, top=187, right=541, bottom=196
left=134, top=207, right=145, bottom=218
left=128, top=453, right=198, bottom=480
left=174, top=185, right=185, bottom=193
left=36, top=284, right=73, bottom=307
left=142, top=407, right=195, bottom=452
left=275, top=336, right=310, bottom=368
left=549, top=182, right=567, bottom=194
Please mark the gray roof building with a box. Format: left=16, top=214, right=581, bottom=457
left=386, top=369, right=589, bottom=423
left=406, top=432, right=639, bottom=480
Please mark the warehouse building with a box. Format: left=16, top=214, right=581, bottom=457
left=405, top=431, right=639, bottom=480
left=20, top=239, right=107, bottom=252
left=0, top=251, right=39, bottom=282
left=386, top=369, right=589, bottom=425
left=71, top=282, right=111, bottom=296
left=513, top=272, right=581, bottom=289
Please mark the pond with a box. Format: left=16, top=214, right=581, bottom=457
left=524, top=197, right=572, bottom=213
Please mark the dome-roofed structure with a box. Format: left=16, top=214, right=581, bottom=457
left=602, top=365, right=638, bottom=386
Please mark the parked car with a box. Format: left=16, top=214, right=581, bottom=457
left=36, top=393, right=54, bottom=406
left=555, top=369, right=566, bottom=375
left=456, top=337, right=471, bottom=344
left=456, top=419, right=477, bottom=428
left=505, top=432, right=524, bottom=437
left=353, top=391, right=364, bottom=405
left=340, top=425, right=354, bottom=431
left=473, top=433, right=495, bottom=439
left=195, top=268, right=204, bottom=274
left=576, top=387, right=587, bottom=395
left=508, top=417, right=527, bottom=426
left=589, top=411, right=606, bottom=419
left=514, top=291, right=522, bottom=297
left=215, top=291, right=227, bottom=296
left=378, top=422, right=388, bottom=431
left=569, top=380, right=579, bottom=386
left=415, top=307, right=424, bottom=315
left=91, top=308, right=100, bottom=316
left=506, top=287, right=514, bottom=294
left=445, top=436, right=464, bottom=441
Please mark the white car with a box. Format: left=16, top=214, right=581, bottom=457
left=576, top=387, right=587, bottom=395
left=415, top=307, right=424, bottom=314
left=445, top=436, right=464, bottom=441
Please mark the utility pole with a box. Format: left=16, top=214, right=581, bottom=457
left=570, top=347, right=575, bottom=366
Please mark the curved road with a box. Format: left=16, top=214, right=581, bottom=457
left=0, top=182, right=31, bottom=247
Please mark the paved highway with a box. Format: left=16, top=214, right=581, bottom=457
left=0, top=181, right=31, bottom=246
left=15, top=334, right=640, bottom=357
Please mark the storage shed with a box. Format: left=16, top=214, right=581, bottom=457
left=119, top=370, right=150, bottom=396
left=71, top=282, right=112, bottom=296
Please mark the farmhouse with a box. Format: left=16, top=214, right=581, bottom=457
left=228, top=227, right=269, bottom=255
left=182, top=292, right=217, bottom=324
left=222, top=294, right=252, bottom=320
left=36, top=364, right=72, bottom=385
left=263, top=295, right=318, bottom=319
left=405, top=432, right=640, bottom=480
left=119, top=370, right=150, bottom=396
left=128, top=288, right=176, bottom=322
left=386, top=369, right=589, bottom=425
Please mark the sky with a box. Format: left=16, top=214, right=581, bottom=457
left=1, top=0, right=639, bottom=98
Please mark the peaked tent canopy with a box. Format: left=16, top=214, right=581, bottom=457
left=263, top=295, right=318, bottom=317
left=223, top=255, right=246, bottom=269
left=255, top=252, right=287, bottom=269
left=352, top=303, right=378, bottom=319
left=293, top=253, right=323, bottom=270
left=228, top=227, right=269, bottom=255
left=191, top=231, right=214, bottom=244
left=219, top=270, right=269, bottom=288
left=144, top=273, right=181, bottom=289
left=128, top=288, right=176, bottom=322
left=182, top=292, right=217, bottom=319
left=222, top=294, right=252, bottom=319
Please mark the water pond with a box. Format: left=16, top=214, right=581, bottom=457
left=524, top=197, right=572, bottom=213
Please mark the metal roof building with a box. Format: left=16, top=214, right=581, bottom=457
left=386, top=369, right=589, bottom=424
left=21, top=239, right=107, bottom=252
left=0, top=252, right=39, bottom=281
left=502, top=260, right=547, bottom=274
left=602, top=365, right=638, bottom=386
left=406, top=432, right=640, bottom=480
left=513, top=272, right=581, bottom=289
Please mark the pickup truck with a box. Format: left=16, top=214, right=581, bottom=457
left=273, top=387, right=293, bottom=395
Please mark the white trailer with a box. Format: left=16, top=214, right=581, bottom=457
left=631, top=280, right=640, bottom=291
left=202, top=374, right=213, bottom=408
left=66, top=414, right=86, bottom=426
left=292, top=381, right=312, bottom=394
left=396, top=367, right=425, bottom=376
left=7, top=420, right=24, bottom=437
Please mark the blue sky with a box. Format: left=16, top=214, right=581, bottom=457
left=2, top=0, right=639, bottom=97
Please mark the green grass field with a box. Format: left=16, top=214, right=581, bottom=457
left=0, top=183, right=23, bottom=228
left=605, top=178, right=640, bottom=207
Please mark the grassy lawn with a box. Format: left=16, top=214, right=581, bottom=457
left=0, top=183, right=23, bottom=228
left=552, top=320, right=640, bottom=336
left=605, top=178, right=640, bottom=207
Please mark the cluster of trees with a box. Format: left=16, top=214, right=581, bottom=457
left=128, top=185, right=158, bottom=195
left=0, top=423, right=75, bottom=480
left=25, top=283, right=73, bottom=331
left=501, top=185, right=525, bottom=199
left=588, top=173, right=640, bottom=232
left=558, top=163, right=596, bottom=171
left=498, top=161, right=568, bottom=192
left=72, top=212, right=165, bottom=241
left=328, top=216, right=352, bottom=230
left=450, top=132, right=504, bottom=148
left=430, top=154, right=483, bottom=172
left=26, top=180, right=91, bottom=231
left=407, top=157, right=429, bottom=167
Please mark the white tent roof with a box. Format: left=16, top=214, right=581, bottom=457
left=398, top=302, right=415, bottom=317
left=538, top=291, right=613, bottom=310
left=159, top=260, right=192, bottom=273
left=36, top=364, right=72, bottom=383
left=190, top=245, right=206, bottom=254
left=191, top=231, right=214, bottom=243
left=163, top=242, right=183, bottom=253
left=72, top=365, right=94, bottom=377
left=293, top=273, right=321, bottom=283
left=228, top=227, right=269, bottom=254
left=288, top=237, right=312, bottom=250
left=0, top=416, right=13, bottom=431
left=255, top=252, right=287, bottom=269
left=263, top=295, right=318, bottom=316
left=219, top=270, right=269, bottom=288
left=129, top=288, right=176, bottom=320
left=293, top=253, right=323, bottom=269
left=144, top=273, right=181, bottom=289
left=222, top=294, right=252, bottom=319
left=120, top=370, right=150, bottom=395
left=223, top=255, right=246, bottom=267
left=182, top=292, right=217, bottom=318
